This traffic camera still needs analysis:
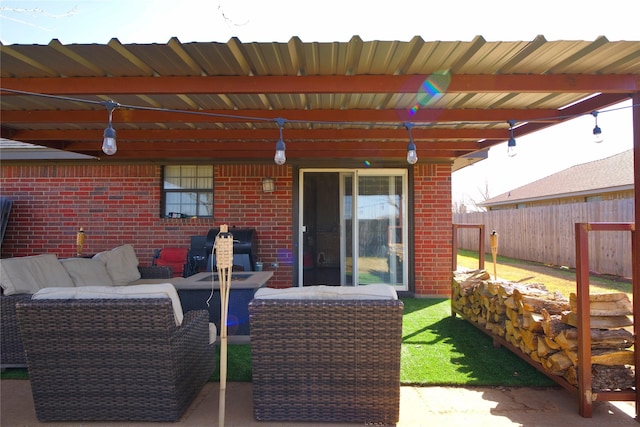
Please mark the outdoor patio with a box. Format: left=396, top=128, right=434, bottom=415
left=1, top=379, right=636, bottom=426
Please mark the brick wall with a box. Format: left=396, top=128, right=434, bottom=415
left=0, top=163, right=293, bottom=288
left=1, top=162, right=454, bottom=295
left=413, top=163, right=453, bottom=296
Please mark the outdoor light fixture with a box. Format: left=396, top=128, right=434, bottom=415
left=591, top=111, right=603, bottom=143
left=404, top=122, right=418, bottom=165
left=507, top=119, right=517, bottom=157
left=262, top=177, right=275, bottom=193
left=274, top=118, right=286, bottom=165
left=101, top=100, right=120, bottom=155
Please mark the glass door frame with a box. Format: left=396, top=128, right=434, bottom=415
left=298, top=168, right=409, bottom=291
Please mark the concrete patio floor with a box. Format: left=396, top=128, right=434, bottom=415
left=1, top=380, right=637, bottom=426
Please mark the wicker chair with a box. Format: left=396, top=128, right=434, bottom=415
left=249, top=298, right=404, bottom=425
left=0, top=265, right=172, bottom=368
left=16, top=297, right=215, bottom=422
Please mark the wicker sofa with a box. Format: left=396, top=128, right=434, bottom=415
left=16, top=295, right=216, bottom=422
left=0, top=245, right=173, bottom=368
left=248, top=285, right=404, bottom=425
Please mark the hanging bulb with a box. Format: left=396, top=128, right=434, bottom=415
left=101, top=100, right=119, bottom=155
left=507, top=136, right=517, bottom=157
left=102, top=126, right=117, bottom=155
left=406, top=142, right=418, bottom=164
left=274, top=138, right=286, bottom=165
left=404, top=123, right=418, bottom=164
left=507, top=120, right=517, bottom=157
left=591, top=111, right=603, bottom=143
left=274, top=118, right=286, bottom=165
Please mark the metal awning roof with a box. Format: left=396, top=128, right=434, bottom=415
left=1, top=35, right=639, bottom=167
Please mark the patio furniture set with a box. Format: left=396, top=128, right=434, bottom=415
left=0, top=245, right=404, bottom=424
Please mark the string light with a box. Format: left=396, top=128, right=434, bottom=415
left=101, top=100, right=119, bottom=155
left=404, top=123, right=418, bottom=165
left=1, top=88, right=635, bottom=161
left=274, top=118, right=286, bottom=165
left=507, top=120, right=517, bottom=157
left=591, top=111, right=603, bottom=143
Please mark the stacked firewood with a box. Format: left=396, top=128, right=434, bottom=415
left=452, top=270, right=635, bottom=391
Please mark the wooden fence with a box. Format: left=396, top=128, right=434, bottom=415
left=453, top=199, right=635, bottom=278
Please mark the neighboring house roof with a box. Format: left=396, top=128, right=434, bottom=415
left=0, top=138, right=96, bottom=160
left=479, top=150, right=634, bottom=207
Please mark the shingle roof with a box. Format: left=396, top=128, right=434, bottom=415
left=479, top=149, right=634, bottom=207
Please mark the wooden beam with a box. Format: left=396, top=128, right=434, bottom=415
left=8, top=127, right=504, bottom=141
left=2, top=74, right=638, bottom=96
left=0, top=107, right=563, bottom=124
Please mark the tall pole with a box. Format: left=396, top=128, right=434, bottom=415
left=631, top=92, right=639, bottom=420
left=215, top=225, right=234, bottom=427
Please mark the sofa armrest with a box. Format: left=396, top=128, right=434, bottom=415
left=171, top=309, right=215, bottom=377
left=138, top=265, right=173, bottom=279
left=1, top=293, right=32, bottom=366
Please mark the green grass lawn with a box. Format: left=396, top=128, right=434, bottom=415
left=400, top=298, right=553, bottom=386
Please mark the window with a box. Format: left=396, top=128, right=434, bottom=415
left=162, top=165, right=213, bottom=218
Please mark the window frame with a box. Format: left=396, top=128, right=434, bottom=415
left=161, top=165, right=214, bottom=218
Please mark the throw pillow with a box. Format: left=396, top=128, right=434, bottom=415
left=61, top=258, right=114, bottom=286
left=93, top=244, right=141, bottom=286
left=0, top=254, right=74, bottom=296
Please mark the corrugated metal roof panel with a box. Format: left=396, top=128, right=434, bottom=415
left=0, top=36, right=638, bottom=163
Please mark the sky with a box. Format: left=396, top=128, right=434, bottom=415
left=1, top=0, right=638, bottom=208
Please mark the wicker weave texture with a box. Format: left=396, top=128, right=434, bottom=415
left=0, top=265, right=173, bottom=368
left=0, top=293, right=30, bottom=366
left=16, top=298, right=216, bottom=422
left=249, top=298, right=403, bottom=424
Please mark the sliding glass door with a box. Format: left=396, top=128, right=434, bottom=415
left=299, top=169, right=408, bottom=290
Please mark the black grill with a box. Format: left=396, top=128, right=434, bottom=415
left=204, top=227, right=258, bottom=271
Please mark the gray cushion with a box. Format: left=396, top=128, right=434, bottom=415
left=254, top=284, right=398, bottom=300
left=61, top=258, right=114, bottom=287
left=33, top=283, right=184, bottom=325
left=93, top=244, right=141, bottom=286
left=0, top=254, right=74, bottom=296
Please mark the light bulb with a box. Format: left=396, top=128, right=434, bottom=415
left=102, top=126, right=117, bottom=155
left=406, top=145, right=418, bottom=164
left=274, top=138, right=286, bottom=165
left=274, top=149, right=286, bottom=165
left=593, top=126, right=603, bottom=143
left=507, top=137, right=517, bottom=157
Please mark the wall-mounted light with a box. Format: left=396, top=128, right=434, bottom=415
left=507, top=119, right=517, bottom=157
left=404, top=122, right=418, bottom=165
left=274, top=118, right=286, bottom=165
left=101, top=100, right=120, bottom=155
left=262, top=177, right=275, bottom=193
left=591, top=111, right=603, bottom=143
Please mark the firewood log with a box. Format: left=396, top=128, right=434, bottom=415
left=562, top=312, right=633, bottom=329
left=569, top=292, right=633, bottom=316
left=559, top=328, right=633, bottom=350
left=517, top=292, right=570, bottom=314
left=537, top=337, right=558, bottom=357
left=540, top=309, right=573, bottom=337
left=591, top=349, right=635, bottom=366
left=543, top=351, right=573, bottom=375
left=591, top=365, right=636, bottom=390
left=521, top=311, right=543, bottom=332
